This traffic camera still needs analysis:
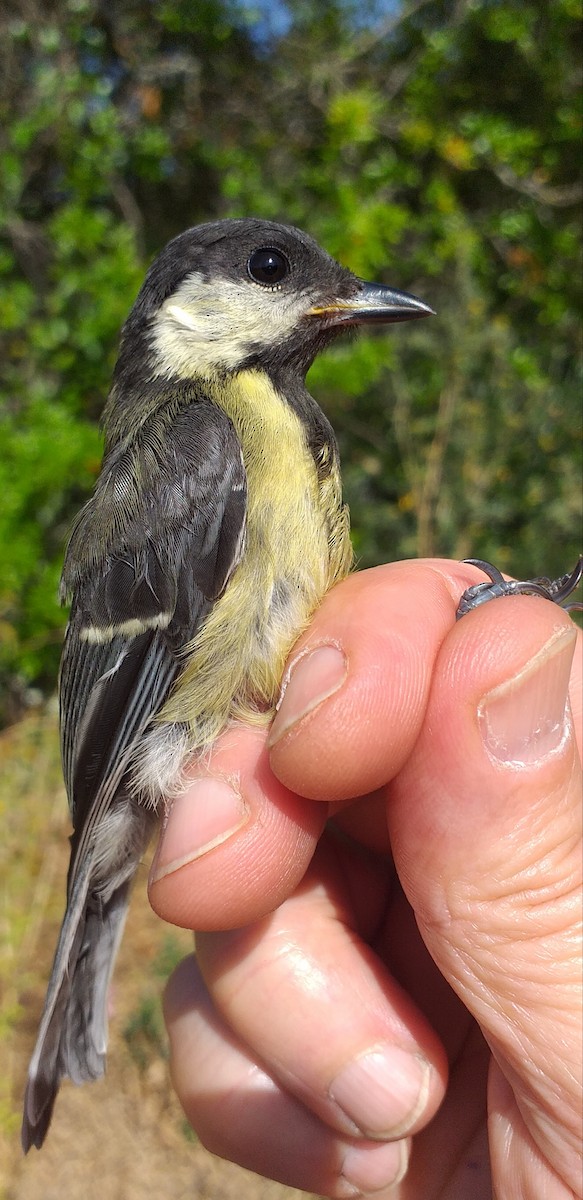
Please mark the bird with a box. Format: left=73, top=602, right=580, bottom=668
left=21, top=217, right=433, bottom=1150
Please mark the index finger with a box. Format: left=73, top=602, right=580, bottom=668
left=269, top=559, right=478, bottom=801
left=149, top=560, right=475, bottom=930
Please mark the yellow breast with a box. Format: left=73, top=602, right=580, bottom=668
left=158, top=369, right=352, bottom=747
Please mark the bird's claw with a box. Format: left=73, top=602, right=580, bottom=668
left=456, top=555, right=583, bottom=620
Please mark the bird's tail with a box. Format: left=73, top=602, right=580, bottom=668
left=21, top=857, right=131, bottom=1152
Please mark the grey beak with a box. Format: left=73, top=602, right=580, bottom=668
left=310, top=280, right=434, bottom=325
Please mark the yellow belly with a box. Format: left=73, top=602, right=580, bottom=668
left=158, top=369, right=352, bottom=748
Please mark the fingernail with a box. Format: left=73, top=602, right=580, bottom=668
left=268, top=644, right=347, bottom=746
left=340, top=1138, right=410, bottom=1195
left=479, top=629, right=576, bottom=766
left=329, top=1046, right=431, bottom=1140
left=150, top=778, right=248, bottom=882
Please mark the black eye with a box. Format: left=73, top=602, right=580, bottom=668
left=247, top=247, right=290, bottom=286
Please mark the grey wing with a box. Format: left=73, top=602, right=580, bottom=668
left=22, top=397, right=247, bottom=1150
left=60, top=397, right=247, bottom=865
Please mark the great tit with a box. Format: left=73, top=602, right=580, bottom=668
left=22, top=218, right=433, bottom=1150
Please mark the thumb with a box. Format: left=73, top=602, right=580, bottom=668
left=387, top=599, right=582, bottom=1194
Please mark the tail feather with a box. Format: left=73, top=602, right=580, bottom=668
left=21, top=865, right=132, bottom=1152
left=61, top=886, right=131, bottom=1084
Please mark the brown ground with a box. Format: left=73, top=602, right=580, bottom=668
left=1, top=711, right=317, bottom=1200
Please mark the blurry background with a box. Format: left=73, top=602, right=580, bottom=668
left=1, top=0, right=581, bottom=1196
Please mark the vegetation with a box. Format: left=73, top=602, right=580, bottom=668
left=1, top=0, right=581, bottom=722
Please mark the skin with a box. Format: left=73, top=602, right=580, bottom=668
left=148, top=560, right=583, bottom=1200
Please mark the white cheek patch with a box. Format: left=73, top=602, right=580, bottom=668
left=165, top=304, right=202, bottom=333
left=150, top=271, right=308, bottom=377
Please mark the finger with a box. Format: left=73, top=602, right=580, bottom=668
left=566, top=614, right=582, bottom=758
left=401, top=1024, right=492, bottom=1200
left=148, top=560, right=473, bottom=931
left=268, top=559, right=484, bottom=802
left=165, top=954, right=411, bottom=1198
left=488, top=1060, right=567, bottom=1200
left=387, top=598, right=582, bottom=1194
left=148, top=726, right=325, bottom=931
left=148, top=560, right=487, bottom=930
left=194, top=838, right=448, bottom=1148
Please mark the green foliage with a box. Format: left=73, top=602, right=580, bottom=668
left=0, top=199, right=143, bottom=715
left=0, top=0, right=581, bottom=718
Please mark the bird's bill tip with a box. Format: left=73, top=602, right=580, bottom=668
left=308, top=280, right=434, bottom=325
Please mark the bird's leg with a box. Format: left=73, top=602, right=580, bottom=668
left=456, top=555, right=583, bottom=620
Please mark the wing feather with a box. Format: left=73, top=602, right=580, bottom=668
left=60, top=396, right=247, bottom=857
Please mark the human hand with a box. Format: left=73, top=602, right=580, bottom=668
left=148, top=561, right=582, bottom=1199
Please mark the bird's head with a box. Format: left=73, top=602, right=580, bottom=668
left=114, top=219, right=433, bottom=388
